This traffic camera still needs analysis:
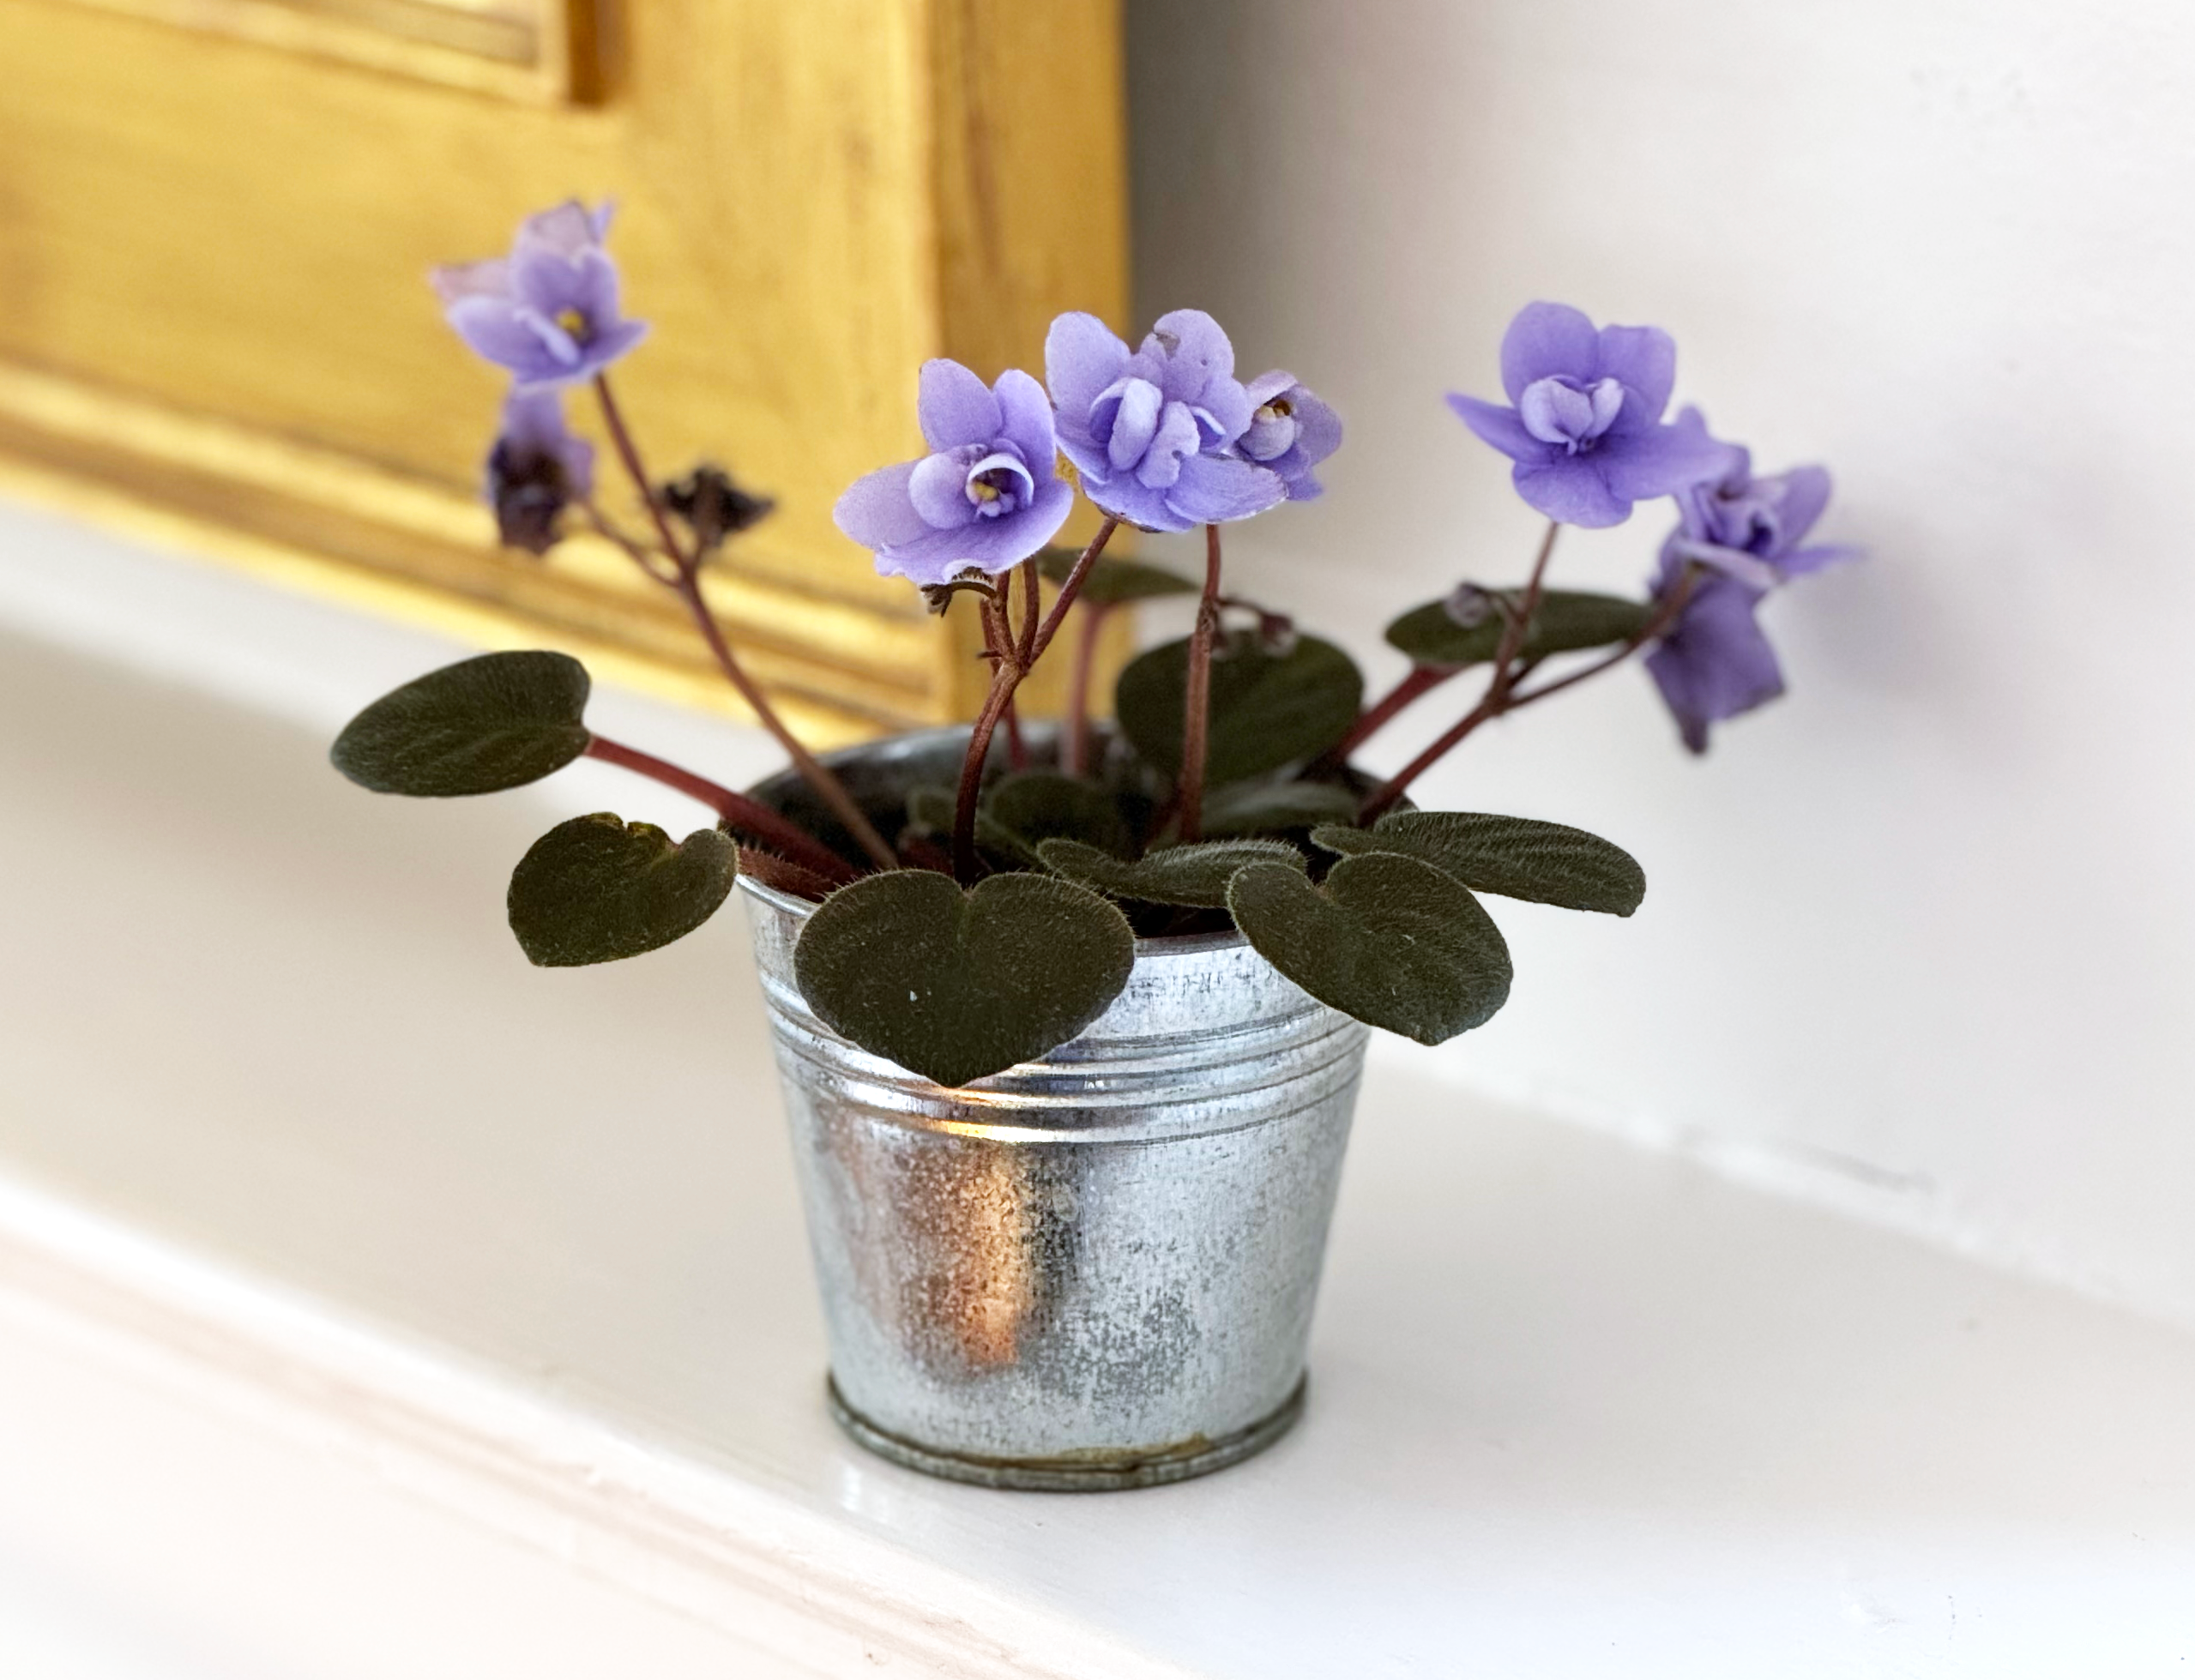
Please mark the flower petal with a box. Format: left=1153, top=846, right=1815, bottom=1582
left=431, top=257, right=511, bottom=305
left=1645, top=578, right=1785, bottom=753
left=1593, top=324, right=1676, bottom=416
left=1285, top=387, right=1342, bottom=467
left=1103, top=377, right=1164, bottom=473
left=1148, top=308, right=1236, bottom=394
left=445, top=297, right=567, bottom=382
left=917, top=359, right=1002, bottom=452
left=1167, top=453, right=1287, bottom=524
left=1769, top=464, right=1834, bottom=551
left=834, top=460, right=932, bottom=551
left=992, top=368, right=1058, bottom=476
left=516, top=200, right=604, bottom=263
left=1499, top=303, right=1601, bottom=404
left=1244, top=368, right=1297, bottom=407
left=1046, top=311, right=1131, bottom=422
left=1134, top=400, right=1203, bottom=490
left=1084, top=472, right=1189, bottom=533
left=1191, top=376, right=1254, bottom=448
left=1600, top=418, right=1740, bottom=502
left=1447, top=393, right=1559, bottom=466
left=872, top=488, right=1072, bottom=585
left=1513, top=456, right=1631, bottom=527
left=908, top=450, right=978, bottom=528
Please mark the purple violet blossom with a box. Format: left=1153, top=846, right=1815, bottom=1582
left=485, top=388, right=594, bottom=555
left=1238, top=370, right=1342, bottom=501
left=834, top=359, right=1075, bottom=587
left=1644, top=412, right=1852, bottom=752
left=1046, top=309, right=1287, bottom=532
left=431, top=201, right=649, bottom=390
left=1449, top=302, right=1730, bottom=527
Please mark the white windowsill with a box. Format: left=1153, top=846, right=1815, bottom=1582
left=3, top=505, right=2194, bottom=1677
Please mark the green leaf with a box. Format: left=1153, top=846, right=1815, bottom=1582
left=331, top=650, right=591, bottom=797
left=793, top=870, right=1135, bottom=1087
left=1036, top=838, right=1305, bottom=908
left=1312, top=811, right=1645, bottom=916
left=508, top=814, right=738, bottom=966
left=1035, top=546, right=1199, bottom=605
left=1199, top=779, right=1362, bottom=838
left=1228, top=853, right=1512, bottom=1044
left=1115, top=630, right=1364, bottom=784
left=1384, top=590, right=1653, bottom=670
left=984, top=773, right=1131, bottom=858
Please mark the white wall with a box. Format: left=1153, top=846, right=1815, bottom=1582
left=1127, top=2, right=2195, bottom=1324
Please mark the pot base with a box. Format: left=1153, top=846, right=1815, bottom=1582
left=825, top=1375, right=1308, bottom=1493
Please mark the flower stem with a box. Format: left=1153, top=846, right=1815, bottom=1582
left=1357, top=545, right=1702, bottom=823
left=1323, top=664, right=1460, bottom=766
left=589, top=375, right=898, bottom=873
left=1176, top=522, right=1225, bottom=845
left=583, top=734, right=859, bottom=884
left=948, top=516, right=1121, bottom=880
left=1062, top=600, right=1113, bottom=779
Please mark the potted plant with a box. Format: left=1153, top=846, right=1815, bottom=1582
left=334, top=203, right=1849, bottom=1490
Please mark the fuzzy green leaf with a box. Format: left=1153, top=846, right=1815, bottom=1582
left=1228, top=852, right=1512, bottom=1044
left=1116, top=630, right=1363, bottom=784
left=1198, top=779, right=1362, bottom=838
left=332, top=650, right=591, bottom=797
left=1037, top=838, right=1305, bottom=908
left=793, top=870, right=1135, bottom=1087
left=1313, top=811, right=1645, bottom=915
left=1035, top=546, right=1200, bottom=605
left=508, top=814, right=737, bottom=966
left=1384, top=590, right=1653, bottom=671
left=984, top=772, right=1131, bottom=858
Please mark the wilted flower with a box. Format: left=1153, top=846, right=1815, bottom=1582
left=1237, top=371, right=1342, bottom=501
left=432, top=201, right=648, bottom=390
left=833, top=359, right=1075, bottom=587
left=1449, top=302, right=1730, bottom=528
left=485, top=389, right=594, bottom=555
left=1644, top=420, right=1850, bottom=752
left=661, top=464, right=774, bottom=555
left=1046, top=309, right=1286, bottom=531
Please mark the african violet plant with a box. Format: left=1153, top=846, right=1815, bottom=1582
left=334, top=202, right=1847, bottom=1088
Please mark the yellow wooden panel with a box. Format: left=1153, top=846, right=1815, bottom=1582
left=0, top=0, right=1129, bottom=732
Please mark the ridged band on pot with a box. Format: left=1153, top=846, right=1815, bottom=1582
left=739, top=727, right=1371, bottom=1490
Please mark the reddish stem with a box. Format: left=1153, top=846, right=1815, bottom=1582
left=1175, top=522, right=1225, bottom=845
left=583, top=735, right=858, bottom=884
left=590, top=375, right=897, bottom=873
left=1324, top=664, right=1460, bottom=765
left=948, top=517, right=1121, bottom=879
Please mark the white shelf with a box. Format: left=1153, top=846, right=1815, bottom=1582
left=4, top=510, right=2194, bottom=1677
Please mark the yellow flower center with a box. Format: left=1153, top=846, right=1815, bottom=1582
left=970, top=478, right=1002, bottom=503
left=555, top=307, right=589, bottom=341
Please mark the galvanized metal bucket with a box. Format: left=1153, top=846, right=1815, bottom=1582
left=741, top=730, right=1370, bottom=1490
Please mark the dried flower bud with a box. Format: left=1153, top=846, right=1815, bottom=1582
left=485, top=390, right=594, bottom=557
left=661, top=464, right=775, bottom=557
left=1444, top=582, right=1496, bottom=629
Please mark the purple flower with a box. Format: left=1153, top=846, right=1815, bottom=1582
left=834, top=359, right=1075, bottom=587
left=1449, top=302, right=1731, bottom=527
left=1239, top=371, right=1342, bottom=500
left=1046, top=309, right=1286, bottom=532
left=431, top=201, right=648, bottom=390
left=1644, top=418, right=1852, bottom=752
left=485, top=389, right=594, bottom=555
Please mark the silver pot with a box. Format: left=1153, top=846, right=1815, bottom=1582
left=741, top=729, right=1369, bottom=1490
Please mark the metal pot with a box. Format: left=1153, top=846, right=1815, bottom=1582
left=741, top=728, right=1369, bottom=1490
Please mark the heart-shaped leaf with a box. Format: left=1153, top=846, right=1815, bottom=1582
left=332, top=650, right=591, bottom=796
left=1116, top=630, right=1363, bottom=784
left=1036, top=546, right=1199, bottom=605
left=1037, top=838, right=1305, bottom=907
left=794, top=871, right=1135, bottom=1087
left=1228, top=852, right=1512, bottom=1044
left=1198, top=778, right=1361, bottom=838
left=1313, top=811, right=1645, bottom=915
left=1384, top=590, right=1653, bottom=671
left=508, top=814, right=737, bottom=966
left=984, top=773, right=1131, bottom=858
